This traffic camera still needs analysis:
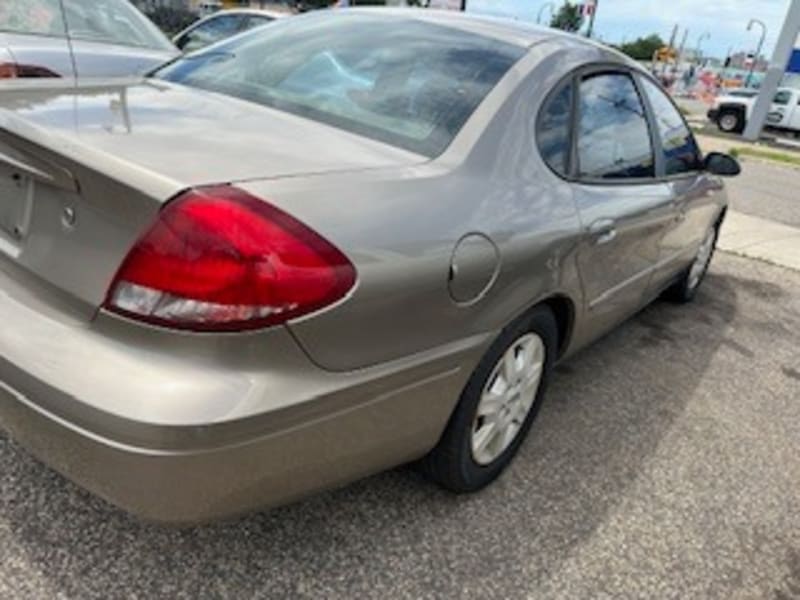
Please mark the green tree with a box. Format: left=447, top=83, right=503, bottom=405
left=550, top=3, right=584, bottom=33
left=618, top=34, right=666, bottom=61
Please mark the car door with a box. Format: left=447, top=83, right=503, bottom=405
left=0, top=0, right=75, bottom=82
left=787, top=91, right=800, bottom=131
left=571, top=70, right=675, bottom=333
left=638, top=75, right=720, bottom=294
left=766, top=89, right=794, bottom=127
left=174, top=13, right=247, bottom=53
left=60, top=0, right=177, bottom=80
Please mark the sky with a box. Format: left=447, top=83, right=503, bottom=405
left=466, top=0, right=794, bottom=59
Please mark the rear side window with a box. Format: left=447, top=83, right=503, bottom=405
left=156, top=14, right=525, bottom=157
left=0, top=0, right=66, bottom=37
left=640, top=77, right=702, bottom=176
left=243, top=15, right=276, bottom=31
left=537, top=82, right=573, bottom=176
left=177, top=14, right=246, bottom=52
left=577, top=73, right=654, bottom=180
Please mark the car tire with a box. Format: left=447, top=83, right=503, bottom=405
left=664, top=225, right=719, bottom=303
left=718, top=108, right=744, bottom=134
left=421, top=306, right=558, bottom=493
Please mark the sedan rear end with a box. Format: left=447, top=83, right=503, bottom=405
left=0, top=10, right=523, bottom=522
left=0, top=9, right=734, bottom=523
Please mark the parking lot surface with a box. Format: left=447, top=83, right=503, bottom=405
left=1, top=252, right=798, bottom=599
left=727, top=158, right=800, bottom=228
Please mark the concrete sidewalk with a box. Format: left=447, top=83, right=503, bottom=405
left=719, top=210, right=800, bottom=271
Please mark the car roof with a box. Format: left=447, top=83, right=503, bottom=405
left=205, top=8, right=292, bottom=19
left=344, top=7, right=611, bottom=52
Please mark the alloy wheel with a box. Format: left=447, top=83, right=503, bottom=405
left=471, top=333, right=546, bottom=466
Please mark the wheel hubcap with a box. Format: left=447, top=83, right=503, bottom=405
left=688, top=228, right=715, bottom=290
left=471, top=333, right=545, bottom=466
left=720, top=114, right=737, bottom=131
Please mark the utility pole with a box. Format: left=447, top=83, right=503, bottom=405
left=668, top=24, right=679, bottom=50
left=745, top=19, right=767, bottom=88
left=695, top=32, right=710, bottom=66
left=743, top=1, right=800, bottom=141
left=677, top=28, right=689, bottom=64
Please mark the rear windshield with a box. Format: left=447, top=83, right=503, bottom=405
left=154, top=13, right=525, bottom=157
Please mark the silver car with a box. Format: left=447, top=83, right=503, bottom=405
left=0, top=9, right=739, bottom=523
left=173, top=9, right=289, bottom=53
left=0, top=0, right=177, bottom=83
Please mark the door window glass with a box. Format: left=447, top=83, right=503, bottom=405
left=577, top=73, right=654, bottom=179
left=0, top=0, right=65, bottom=37
left=537, top=82, right=573, bottom=176
left=640, top=77, right=702, bottom=176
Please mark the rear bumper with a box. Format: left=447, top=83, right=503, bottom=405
left=0, top=267, right=488, bottom=524
left=0, top=362, right=469, bottom=524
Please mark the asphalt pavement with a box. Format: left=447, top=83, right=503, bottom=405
left=1, top=251, right=798, bottom=599
left=727, top=158, right=800, bottom=229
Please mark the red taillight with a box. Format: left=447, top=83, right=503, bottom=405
left=104, top=186, right=356, bottom=332
left=0, top=63, right=17, bottom=79
left=0, top=62, right=61, bottom=79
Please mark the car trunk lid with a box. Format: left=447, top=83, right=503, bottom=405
left=0, top=79, right=425, bottom=185
left=0, top=80, right=423, bottom=314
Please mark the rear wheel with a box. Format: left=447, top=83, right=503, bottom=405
left=422, top=307, right=557, bottom=492
left=718, top=109, right=744, bottom=134
left=665, top=225, right=718, bottom=303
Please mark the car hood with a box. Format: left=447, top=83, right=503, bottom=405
left=0, top=79, right=425, bottom=187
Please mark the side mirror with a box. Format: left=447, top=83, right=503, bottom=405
left=704, top=152, right=741, bottom=177
left=174, top=34, right=188, bottom=51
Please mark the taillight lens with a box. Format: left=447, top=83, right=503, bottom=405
left=104, top=186, right=356, bottom=332
left=0, top=62, right=61, bottom=79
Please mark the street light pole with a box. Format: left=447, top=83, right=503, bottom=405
left=745, top=18, right=767, bottom=88
left=695, top=32, right=710, bottom=66
left=537, top=2, right=555, bottom=25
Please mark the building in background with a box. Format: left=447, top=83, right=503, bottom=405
left=787, top=38, right=800, bottom=88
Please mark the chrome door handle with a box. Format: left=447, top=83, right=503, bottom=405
left=588, top=218, right=617, bottom=245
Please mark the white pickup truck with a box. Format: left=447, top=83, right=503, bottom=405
left=708, top=88, right=800, bottom=135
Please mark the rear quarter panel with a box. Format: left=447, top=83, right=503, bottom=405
left=69, top=40, right=177, bottom=79
left=240, top=41, right=601, bottom=372
left=0, top=32, right=74, bottom=80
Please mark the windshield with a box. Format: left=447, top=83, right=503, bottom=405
left=154, top=13, right=524, bottom=157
